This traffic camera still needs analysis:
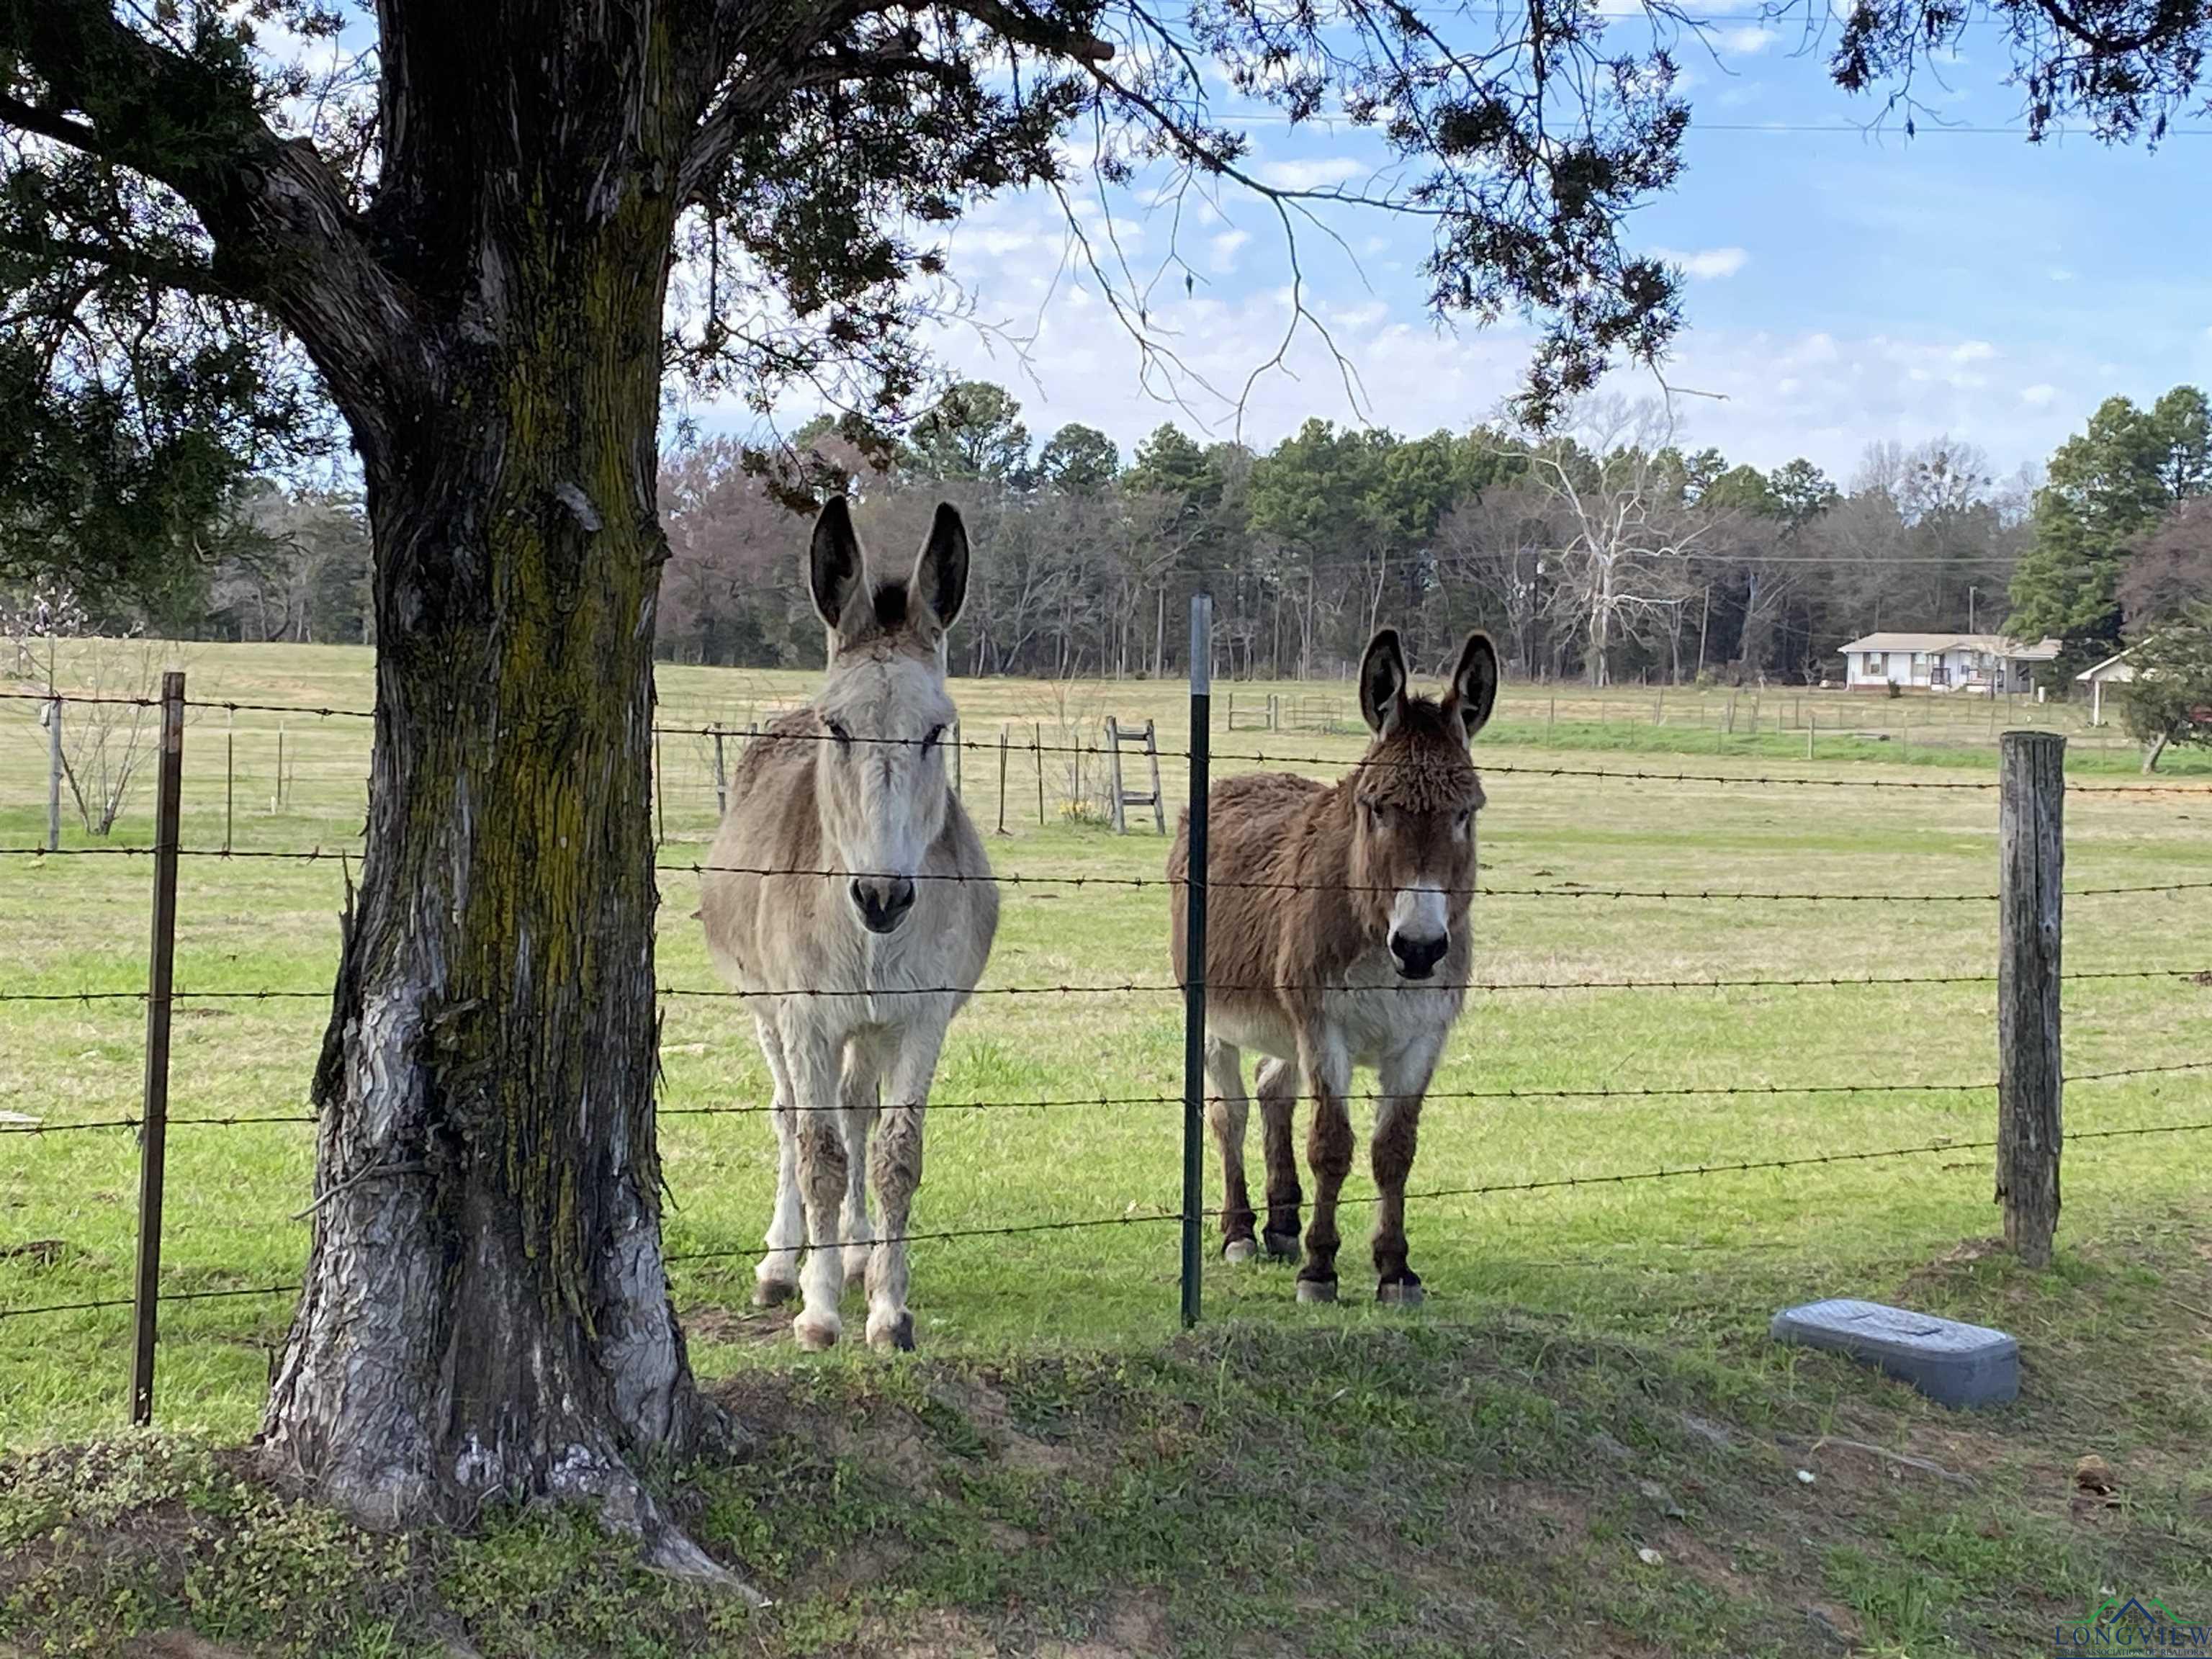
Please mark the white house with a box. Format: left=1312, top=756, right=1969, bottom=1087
left=2074, top=648, right=2136, bottom=727
left=1838, top=632, right=2061, bottom=694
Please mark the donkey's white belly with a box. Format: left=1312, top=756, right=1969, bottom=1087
left=766, top=891, right=989, bottom=1038
left=1212, top=944, right=1462, bottom=1071
left=1323, top=946, right=1463, bottom=1067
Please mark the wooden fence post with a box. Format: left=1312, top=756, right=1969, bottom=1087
left=996, top=724, right=1009, bottom=835
left=712, top=729, right=728, bottom=817
left=1033, top=724, right=1045, bottom=824
left=1997, top=730, right=2064, bottom=1268
left=1105, top=718, right=1126, bottom=834
left=131, top=670, right=186, bottom=1426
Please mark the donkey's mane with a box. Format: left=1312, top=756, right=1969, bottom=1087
left=1362, top=698, right=1482, bottom=814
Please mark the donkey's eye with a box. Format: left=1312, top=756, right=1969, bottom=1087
left=825, top=719, right=852, bottom=750
left=922, top=724, right=946, bottom=753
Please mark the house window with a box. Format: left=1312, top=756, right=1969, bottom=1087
left=1865, top=652, right=1885, bottom=675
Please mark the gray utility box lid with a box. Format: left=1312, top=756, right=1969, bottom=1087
left=1771, top=1298, right=2019, bottom=1409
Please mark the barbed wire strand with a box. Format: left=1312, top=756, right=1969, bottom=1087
left=3, top=964, right=2206, bottom=1007
left=7, top=1058, right=2202, bottom=1138
left=9, top=843, right=2211, bottom=906
left=8, top=1115, right=2209, bottom=1324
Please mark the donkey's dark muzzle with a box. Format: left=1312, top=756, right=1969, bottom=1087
left=1388, top=932, right=1447, bottom=979
left=851, top=876, right=917, bottom=934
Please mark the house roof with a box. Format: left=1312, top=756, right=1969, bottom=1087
left=2075, top=649, right=2136, bottom=681
left=1839, top=632, right=2062, bottom=660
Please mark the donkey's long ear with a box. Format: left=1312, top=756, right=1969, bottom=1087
left=1358, top=629, right=1408, bottom=736
left=911, top=502, right=970, bottom=629
left=809, top=497, right=865, bottom=631
left=1442, top=631, right=1500, bottom=743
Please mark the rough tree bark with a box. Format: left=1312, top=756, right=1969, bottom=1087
left=207, top=9, right=721, bottom=1549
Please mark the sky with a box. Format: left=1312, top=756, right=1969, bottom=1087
left=719, top=15, right=2212, bottom=484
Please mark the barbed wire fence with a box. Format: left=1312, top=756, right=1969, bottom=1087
left=2, top=635, right=2210, bottom=1422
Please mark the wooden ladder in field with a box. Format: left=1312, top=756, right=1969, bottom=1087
left=1104, top=717, right=1166, bottom=835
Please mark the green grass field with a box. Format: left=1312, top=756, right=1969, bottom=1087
left=4, top=643, right=2211, bottom=1657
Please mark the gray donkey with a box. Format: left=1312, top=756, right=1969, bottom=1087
left=701, top=498, right=998, bottom=1351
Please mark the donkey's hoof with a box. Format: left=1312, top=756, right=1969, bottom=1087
left=1223, top=1236, right=1259, bottom=1264
left=1295, top=1277, right=1339, bottom=1305
left=752, top=1277, right=797, bottom=1309
left=793, top=1313, right=841, bottom=1352
left=866, top=1310, right=916, bottom=1352
left=1376, top=1277, right=1425, bottom=1308
left=1262, top=1231, right=1303, bottom=1265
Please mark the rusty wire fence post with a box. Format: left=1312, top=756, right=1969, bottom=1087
left=655, top=727, right=667, bottom=845
left=1998, top=729, right=2064, bottom=1267
left=1180, top=594, right=1213, bottom=1328
left=130, top=670, right=186, bottom=1426
left=45, top=692, right=63, bottom=851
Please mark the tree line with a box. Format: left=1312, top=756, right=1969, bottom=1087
left=10, top=379, right=2208, bottom=701
left=665, top=380, right=2210, bottom=694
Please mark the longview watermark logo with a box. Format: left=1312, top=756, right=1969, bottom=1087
left=2055, top=1595, right=2211, bottom=1656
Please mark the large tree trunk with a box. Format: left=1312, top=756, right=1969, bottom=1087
left=258, top=13, right=719, bottom=1558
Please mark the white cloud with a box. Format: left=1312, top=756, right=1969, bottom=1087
left=1255, top=156, right=1366, bottom=191
left=727, top=282, right=2108, bottom=480
left=1326, top=301, right=1390, bottom=332
left=1655, top=246, right=1749, bottom=280
left=2047, top=266, right=2075, bottom=283
left=969, top=228, right=1038, bottom=258
left=1713, top=24, right=1779, bottom=53
left=713, top=171, right=2133, bottom=480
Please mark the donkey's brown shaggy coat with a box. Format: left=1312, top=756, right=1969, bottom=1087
left=1170, top=629, right=1498, bottom=1302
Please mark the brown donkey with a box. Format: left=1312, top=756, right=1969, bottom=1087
left=1169, top=629, right=1498, bottom=1305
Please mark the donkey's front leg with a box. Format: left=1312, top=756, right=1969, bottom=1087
left=1204, top=1038, right=1257, bottom=1261
left=865, top=1019, right=947, bottom=1352
left=1255, top=1056, right=1303, bottom=1264
left=837, top=1039, right=889, bottom=1290
left=1295, top=1033, right=1354, bottom=1305
left=1371, top=1038, right=1442, bottom=1306
left=780, top=1020, right=852, bottom=1350
left=752, top=1016, right=804, bottom=1308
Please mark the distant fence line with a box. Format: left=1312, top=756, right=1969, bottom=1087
left=10, top=688, right=2212, bottom=801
